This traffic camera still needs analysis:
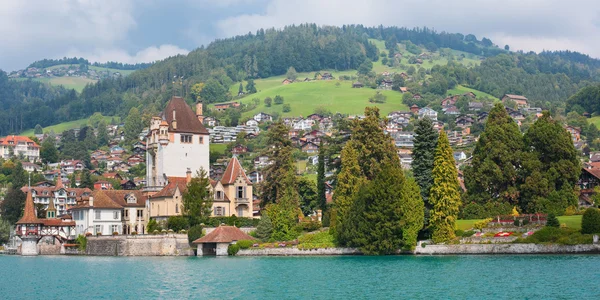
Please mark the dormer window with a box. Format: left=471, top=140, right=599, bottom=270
left=216, top=191, right=223, bottom=200
left=126, top=194, right=137, bottom=204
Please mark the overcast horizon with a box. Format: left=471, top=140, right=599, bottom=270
left=1, top=0, right=599, bottom=71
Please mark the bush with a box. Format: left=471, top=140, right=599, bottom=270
left=206, top=217, right=259, bottom=227
left=76, top=235, right=87, bottom=252
left=300, top=220, right=322, bottom=232
left=474, top=218, right=493, bottom=230
left=85, top=232, right=93, bottom=237
left=581, top=208, right=600, bottom=234
left=188, top=225, right=204, bottom=245
left=255, top=215, right=273, bottom=241
left=518, top=227, right=593, bottom=245
left=546, top=213, right=560, bottom=228
left=522, top=219, right=530, bottom=226
left=167, top=216, right=189, bottom=232
left=297, top=230, right=336, bottom=250
left=282, top=104, right=291, bottom=113
left=228, top=244, right=240, bottom=256
left=131, top=231, right=138, bottom=235
left=147, top=219, right=162, bottom=233
left=237, top=240, right=254, bottom=250
left=112, top=232, right=119, bottom=236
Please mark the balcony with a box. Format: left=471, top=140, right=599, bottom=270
left=235, top=198, right=249, bottom=204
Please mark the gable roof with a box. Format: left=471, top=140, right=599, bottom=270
left=192, top=226, right=255, bottom=244
left=103, top=190, right=146, bottom=207
left=150, top=177, right=188, bottom=198
left=16, top=190, right=43, bottom=224
left=0, top=136, right=40, bottom=148
left=503, top=94, right=528, bottom=101
left=160, top=96, right=209, bottom=134
left=221, top=157, right=251, bottom=185
left=70, top=190, right=122, bottom=210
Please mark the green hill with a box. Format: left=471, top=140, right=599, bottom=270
left=222, top=75, right=408, bottom=119
left=20, top=116, right=117, bottom=137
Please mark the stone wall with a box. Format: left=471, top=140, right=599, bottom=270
left=87, top=234, right=194, bottom=256
left=414, top=242, right=600, bottom=255
left=237, top=247, right=361, bottom=256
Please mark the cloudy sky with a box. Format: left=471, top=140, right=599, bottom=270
left=1, top=0, right=598, bottom=71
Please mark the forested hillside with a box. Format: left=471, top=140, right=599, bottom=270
left=2, top=24, right=600, bottom=135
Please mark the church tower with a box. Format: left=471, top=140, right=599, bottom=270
left=46, top=195, right=57, bottom=219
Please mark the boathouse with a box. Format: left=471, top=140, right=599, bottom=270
left=192, top=226, right=255, bottom=256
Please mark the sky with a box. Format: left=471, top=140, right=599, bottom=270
left=1, top=0, right=599, bottom=71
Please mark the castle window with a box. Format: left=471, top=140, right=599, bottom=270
left=215, top=206, right=223, bottom=216
left=237, top=186, right=244, bottom=199
left=180, top=135, right=192, bottom=144
left=216, top=191, right=222, bottom=200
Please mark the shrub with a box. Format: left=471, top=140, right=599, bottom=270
left=581, top=207, right=600, bottom=234
left=248, top=230, right=258, bottom=238
left=565, top=206, right=578, bottom=216
left=522, top=219, right=529, bottom=226
left=474, top=218, right=493, bottom=230
left=546, top=213, right=560, bottom=228
left=282, top=104, right=291, bottom=113
left=228, top=244, right=240, bottom=256
left=513, top=219, right=520, bottom=227
left=462, top=230, right=475, bottom=237
left=255, top=215, right=273, bottom=241
left=147, top=219, right=162, bottom=233
left=85, top=232, right=93, bottom=237
left=131, top=231, right=138, bottom=235
left=206, top=217, right=260, bottom=227
left=237, top=240, right=254, bottom=250
left=112, top=232, right=119, bottom=236
left=455, top=229, right=464, bottom=237
left=96, top=232, right=102, bottom=236
left=300, top=220, right=322, bottom=232
left=519, top=227, right=593, bottom=245
left=297, top=230, right=336, bottom=249
left=167, top=216, right=189, bottom=232
left=188, top=225, right=204, bottom=245
left=76, top=235, right=87, bottom=252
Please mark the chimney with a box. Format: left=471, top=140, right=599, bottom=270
left=171, top=109, right=177, bottom=130
left=186, top=168, right=192, bottom=184
left=196, top=101, right=203, bottom=118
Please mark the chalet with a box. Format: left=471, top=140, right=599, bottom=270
left=288, top=129, right=301, bottom=138
left=94, top=181, right=113, bottom=190
left=388, top=111, right=413, bottom=119
left=399, top=87, right=409, bottom=93
left=418, top=107, right=438, bottom=121
left=127, top=155, right=144, bottom=166
left=132, top=142, right=146, bottom=156
left=306, top=114, right=324, bottom=122
left=254, top=156, right=271, bottom=168
left=565, top=125, right=581, bottom=142
left=468, top=102, right=484, bottom=111
left=352, top=82, right=364, bottom=88
left=301, top=141, right=320, bottom=154
left=203, top=116, right=218, bottom=127
left=399, top=72, right=409, bottom=79
left=410, top=104, right=420, bottom=115
left=444, top=106, right=460, bottom=115
left=413, top=93, right=422, bottom=100
left=321, top=72, right=333, bottom=80
left=453, top=151, right=467, bottom=161
left=22, top=162, right=41, bottom=173
left=293, top=119, right=315, bottom=131
left=248, top=171, right=263, bottom=184
left=245, top=119, right=258, bottom=127
left=232, top=145, right=249, bottom=155
left=502, top=94, right=529, bottom=108
left=103, top=172, right=123, bottom=181
left=253, top=112, right=273, bottom=123
left=590, top=152, right=600, bottom=163
left=61, top=160, right=84, bottom=174
left=120, top=179, right=137, bottom=190
left=380, top=79, right=393, bottom=89
left=282, top=78, right=293, bottom=85
left=456, top=115, right=475, bottom=128
left=393, top=132, right=415, bottom=148
left=112, top=162, right=131, bottom=173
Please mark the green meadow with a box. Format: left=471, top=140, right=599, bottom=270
left=20, top=116, right=117, bottom=136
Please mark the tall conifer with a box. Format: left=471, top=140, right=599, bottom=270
left=317, top=140, right=326, bottom=211
left=429, top=131, right=461, bottom=243
left=412, top=117, right=438, bottom=206
left=400, top=177, right=425, bottom=250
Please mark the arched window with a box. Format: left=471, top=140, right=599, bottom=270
left=175, top=204, right=179, bottom=214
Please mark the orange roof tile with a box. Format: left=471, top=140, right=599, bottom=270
left=16, top=190, right=43, bottom=224
left=0, top=135, right=40, bottom=148
left=221, top=157, right=251, bottom=185
left=151, top=177, right=188, bottom=198
left=161, top=96, right=209, bottom=134
left=192, top=226, right=255, bottom=244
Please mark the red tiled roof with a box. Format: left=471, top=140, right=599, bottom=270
left=16, top=190, right=43, bottom=224
left=42, top=219, right=75, bottom=226
left=161, top=96, right=209, bottom=134
left=221, top=157, right=251, bottom=185
left=151, top=177, right=188, bottom=198
left=192, top=226, right=255, bottom=244
left=103, top=190, right=146, bottom=207
left=69, top=190, right=122, bottom=210
left=503, top=94, right=528, bottom=101
left=0, top=135, right=40, bottom=148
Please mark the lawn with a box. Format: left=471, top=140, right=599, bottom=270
left=447, top=85, right=497, bottom=100
left=20, top=116, right=117, bottom=136
left=210, top=143, right=228, bottom=154
left=37, top=77, right=97, bottom=92
left=456, top=219, right=483, bottom=231
left=589, top=116, right=600, bottom=128
left=223, top=79, right=408, bottom=119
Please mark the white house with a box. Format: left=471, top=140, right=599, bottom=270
left=245, top=119, right=259, bottom=127
left=0, top=135, right=40, bottom=162
left=253, top=112, right=273, bottom=123
left=418, top=107, right=438, bottom=121
left=22, top=162, right=41, bottom=173
left=293, top=119, right=315, bottom=131
left=145, top=96, right=210, bottom=191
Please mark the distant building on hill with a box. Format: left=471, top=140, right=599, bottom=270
left=0, top=135, right=40, bottom=162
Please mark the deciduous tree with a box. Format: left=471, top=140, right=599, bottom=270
left=182, top=168, right=213, bottom=226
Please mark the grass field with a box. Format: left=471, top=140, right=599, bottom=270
left=589, top=116, right=600, bottom=128
left=210, top=143, right=228, bottom=154
left=37, top=77, right=97, bottom=92
left=223, top=79, right=408, bottom=119
left=456, top=215, right=583, bottom=231
left=448, top=85, right=497, bottom=100
left=20, top=116, right=117, bottom=136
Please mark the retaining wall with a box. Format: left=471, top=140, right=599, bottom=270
left=237, top=247, right=361, bottom=256
left=414, top=243, right=600, bottom=255
left=86, top=234, right=194, bottom=256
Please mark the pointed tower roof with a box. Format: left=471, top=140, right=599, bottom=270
left=46, top=193, right=57, bottom=219
left=16, top=189, right=43, bottom=224
left=221, top=156, right=251, bottom=185
left=159, top=96, right=209, bottom=134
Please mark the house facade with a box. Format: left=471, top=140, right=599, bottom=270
left=145, top=96, right=210, bottom=192
left=0, top=135, right=40, bottom=162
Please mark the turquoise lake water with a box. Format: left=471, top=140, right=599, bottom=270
left=1, top=255, right=600, bottom=299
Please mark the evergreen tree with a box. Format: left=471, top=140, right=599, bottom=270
left=429, top=131, right=461, bottom=243
left=97, top=120, right=109, bottom=147
left=40, top=138, right=59, bottom=164
left=259, top=121, right=295, bottom=206
left=464, top=103, right=523, bottom=212
left=400, top=177, right=425, bottom=250
left=255, top=214, right=273, bottom=241
left=298, top=177, right=318, bottom=216
left=80, top=169, right=94, bottom=189
left=581, top=208, right=600, bottom=234
left=245, top=79, right=257, bottom=94
left=34, top=124, right=43, bottom=134
left=12, top=162, right=27, bottom=190
left=84, top=129, right=97, bottom=150
left=317, top=140, right=326, bottom=211
left=182, top=168, right=214, bottom=226
left=124, top=107, right=144, bottom=141
left=520, top=112, right=580, bottom=214
left=347, top=162, right=405, bottom=255
left=332, top=141, right=365, bottom=244
left=412, top=117, right=438, bottom=206
left=238, top=82, right=244, bottom=95
left=0, top=187, right=26, bottom=224
left=546, top=213, right=560, bottom=228
left=286, top=66, right=298, bottom=81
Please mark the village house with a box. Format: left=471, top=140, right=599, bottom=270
left=293, top=119, right=315, bottom=131
left=352, top=82, right=364, bottom=88
left=301, top=141, right=320, bottom=154
left=254, top=156, right=271, bottom=169
left=443, top=106, right=460, bottom=115
left=192, top=225, right=255, bottom=256
left=203, top=116, right=219, bottom=127
left=468, top=102, right=484, bottom=111
left=214, top=102, right=240, bottom=112
left=453, top=151, right=467, bottom=161
left=145, top=96, right=210, bottom=193
left=0, top=135, right=40, bottom=162
left=410, top=104, right=420, bottom=115
left=120, top=179, right=137, bottom=190
left=418, top=107, right=438, bottom=121
left=456, top=115, right=475, bottom=128
left=245, top=119, right=258, bottom=127
left=103, top=172, right=123, bottom=182
left=393, top=132, right=415, bottom=148
left=24, top=177, right=92, bottom=216
left=247, top=171, right=263, bottom=184
left=502, top=94, right=529, bottom=108
left=565, top=125, right=581, bottom=142
left=22, top=162, right=41, bottom=173
left=94, top=181, right=113, bottom=190
left=232, top=144, right=249, bottom=155
left=253, top=112, right=273, bottom=123
left=282, top=78, right=293, bottom=85
left=399, top=153, right=413, bottom=169
left=61, top=160, right=84, bottom=174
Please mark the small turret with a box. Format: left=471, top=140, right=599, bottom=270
left=171, top=109, right=177, bottom=130
left=196, top=101, right=204, bottom=123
